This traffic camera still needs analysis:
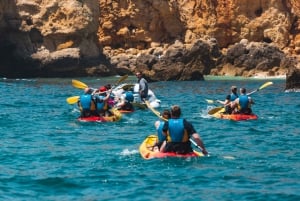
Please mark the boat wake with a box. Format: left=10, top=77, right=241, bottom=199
left=120, top=148, right=139, bottom=156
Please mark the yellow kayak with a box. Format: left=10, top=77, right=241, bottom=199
left=139, top=135, right=204, bottom=160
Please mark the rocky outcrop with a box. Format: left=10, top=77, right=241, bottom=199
left=0, top=0, right=299, bottom=80
left=286, top=68, right=300, bottom=90
left=211, top=40, right=294, bottom=77
left=0, top=0, right=112, bottom=77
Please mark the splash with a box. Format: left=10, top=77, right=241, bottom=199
left=120, top=149, right=139, bottom=156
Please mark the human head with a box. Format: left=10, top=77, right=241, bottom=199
left=105, top=84, right=111, bottom=90
left=171, top=105, right=181, bottom=118
left=99, top=86, right=107, bottom=94
left=240, top=87, right=246, bottom=94
left=84, top=88, right=93, bottom=94
left=161, top=109, right=171, bottom=119
left=231, top=86, right=237, bottom=93
left=135, top=72, right=142, bottom=78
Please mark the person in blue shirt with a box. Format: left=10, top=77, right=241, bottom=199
left=217, top=86, right=239, bottom=114
left=116, top=91, right=134, bottom=111
left=161, top=105, right=208, bottom=155
left=233, top=88, right=254, bottom=114
left=94, top=86, right=112, bottom=116
left=78, top=88, right=95, bottom=117
left=153, top=109, right=171, bottom=151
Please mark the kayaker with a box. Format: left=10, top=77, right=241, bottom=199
left=233, top=88, right=254, bottom=114
left=153, top=109, right=171, bottom=151
left=161, top=105, right=208, bottom=155
left=136, top=72, right=148, bottom=100
left=78, top=88, right=95, bottom=117
left=116, top=91, right=134, bottom=111
left=217, top=85, right=239, bottom=114
left=94, top=86, right=112, bottom=117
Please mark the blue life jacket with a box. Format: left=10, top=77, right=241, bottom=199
left=125, top=91, right=134, bottom=102
left=239, top=95, right=249, bottom=110
left=95, top=95, right=105, bottom=111
left=230, top=93, right=238, bottom=101
left=167, top=119, right=185, bottom=142
left=157, top=121, right=166, bottom=142
left=80, top=94, right=92, bottom=110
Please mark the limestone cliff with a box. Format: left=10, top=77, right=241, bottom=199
left=0, top=0, right=299, bottom=83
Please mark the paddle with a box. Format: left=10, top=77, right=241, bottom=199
left=208, top=106, right=224, bottom=115
left=72, top=79, right=88, bottom=89
left=247, top=81, right=273, bottom=96
left=66, top=96, right=80, bottom=104
left=145, top=101, right=167, bottom=121
left=145, top=101, right=204, bottom=153
left=67, top=75, right=129, bottom=105
left=72, top=75, right=128, bottom=90
left=207, top=81, right=273, bottom=115
left=115, top=74, right=128, bottom=86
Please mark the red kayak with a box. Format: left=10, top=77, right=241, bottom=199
left=213, top=112, right=258, bottom=121
left=78, top=108, right=122, bottom=122
left=139, top=135, right=204, bottom=160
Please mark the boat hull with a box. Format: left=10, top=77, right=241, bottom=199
left=213, top=112, right=258, bottom=121
left=139, top=135, right=204, bottom=160
left=78, top=108, right=122, bottom=122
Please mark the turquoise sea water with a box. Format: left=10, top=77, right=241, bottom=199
left=0, top=76, right=299, bottom=201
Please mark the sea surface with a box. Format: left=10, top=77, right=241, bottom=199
left=0, top=76, right=299, bottom=201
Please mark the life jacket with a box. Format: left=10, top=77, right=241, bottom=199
left=230, top=93, right=238, bottom=101
left=157, top=121, right=166, bottom=142
left=95, top=95, right=106, bottom=111
left=125, top=91, right=134, bottom=102
left=166, top=118, right=189, bottom=142
left=79, top=94, right=92, bottom=110
left=238, top=95, right=249, bottom=110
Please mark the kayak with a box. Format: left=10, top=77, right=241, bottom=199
left=139, top=135, right=204, bottom=160
left=78, top=108, right=122, bottom=122
left=212, top=110, right=258, bottom=121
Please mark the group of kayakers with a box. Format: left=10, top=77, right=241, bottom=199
left=217, top=86, right=254, bottom=114
left=149, top=85, right=256, bottom=157
left=75, top=71, right=259, bottom=158
left=77, top=71, right=149, bottom=118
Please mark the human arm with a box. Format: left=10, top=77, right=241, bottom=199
left=154, top=120, right=160, bottom=130
left=184, top=119, right=208, bottom=155
left=191, top=133, right=208, bottom=155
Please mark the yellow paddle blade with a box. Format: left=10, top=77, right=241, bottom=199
left=72, top=79, right=88, bottom=89
left=247, top=81, right=273, bottom=96
left=259, top=81, right=273, bottom=90
left=116, top=75, right=128, bottom=85
left=208, top=107, right=224, bottom=115
left=66, top=96, right=80, bottom=104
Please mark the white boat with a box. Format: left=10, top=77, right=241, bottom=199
left=112, top=83, right=161, bottom=108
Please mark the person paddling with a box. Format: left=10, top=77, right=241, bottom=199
left=160, top=105, right=208, bottom=155
left=116, top=90, right=134, bottom=111
left=153, top=109, right=171, bottom=151
left=94, top=86, right=112, bottom=117
left=217, top=86, right=239, bottom=114
left=78, top=88, right=95, bottom=117
left=232, top=88, right=254, bottom=114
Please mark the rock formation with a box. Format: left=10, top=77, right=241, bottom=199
left=0, top=0, right=299, bottom=82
